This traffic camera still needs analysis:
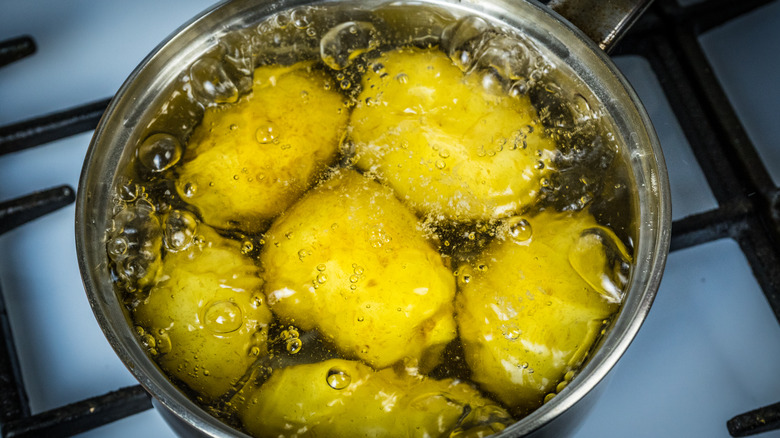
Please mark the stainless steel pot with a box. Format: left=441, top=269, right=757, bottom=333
left=75, top=0, right=671, bottom=436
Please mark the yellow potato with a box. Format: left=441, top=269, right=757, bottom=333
left=455, top=210, right=629, bottom=413
left=133, top=224, right=273, bottom=402
left=260, top=170, right=456, bottom=370
left=175, top=61, right=349, bottom=232
left=350, top=47, right=557, bottom=222
left=238, top=359, right=512, bottom=438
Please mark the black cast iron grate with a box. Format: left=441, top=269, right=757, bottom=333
left=1, top=0, right=779, bottom=436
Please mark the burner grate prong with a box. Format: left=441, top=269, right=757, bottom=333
left=0, top=99, right=111, bottom=156
left=0, top=36, right=35, bottom=68
left=0, top=186, right=75, bottom=236
left=0, top=284, right=30, bottom=425
left=728, top=401, right=780, bottom=437
left=0, top=385, right=152, bottom=438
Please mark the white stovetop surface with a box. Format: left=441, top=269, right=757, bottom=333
left=1, top=1, right=779, bottom=437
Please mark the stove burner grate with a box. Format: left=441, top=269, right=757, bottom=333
left=1, top=0, right=778, bottom=435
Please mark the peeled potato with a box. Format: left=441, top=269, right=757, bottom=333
left=260, top=170, right=456, bottom=370
left=350, top=47, right=557, bottom=222
left=133, top=224, right=273, bottom=402
left=455, top=210, right=630, bottom=413
left=175, top=61, right=349, bottom=232
left=238, top=359, right=512, bottom=438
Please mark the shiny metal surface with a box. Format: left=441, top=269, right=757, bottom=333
left=549, top=0, right=655, bottom=52
left=75, top=0, right=670, bottom=436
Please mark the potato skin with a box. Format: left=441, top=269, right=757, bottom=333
left=260, top=170, right=456, bottom=370
left=238, top=359, right=512, bottom=438
left=456, top=210, right=622, bottom=413
left=350, top=47, right=557, bottom=222
left=133, top=225, right=273, bottom=402
left=175, top=61, right=349, bottom=232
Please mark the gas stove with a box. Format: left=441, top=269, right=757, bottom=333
left=1, top=0, right=779, bottom=437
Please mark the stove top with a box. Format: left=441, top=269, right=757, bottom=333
left=1, top=0, right=779, bottom=437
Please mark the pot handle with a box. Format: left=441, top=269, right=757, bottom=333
left=547, top=0, right=654, bottom=52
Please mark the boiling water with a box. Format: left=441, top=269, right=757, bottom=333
left=105, top=2, right=636, bottom=436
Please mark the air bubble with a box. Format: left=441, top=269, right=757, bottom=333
left=474, top=34, right=533, bottom=84
left=116, top=178, right=139, bottom=202
left=320, top=21, right=379, bottom=70
left=140, top=333, right=156, bottom=350
left=395, top=73, right=409, bottom=84
left=511, top=132, right=528, bottom=150
left=509, top=80, right=529, bottom=97
left=326, top=367, right=351, bottom=390
left=569, top=227, right=632, bottom=303
left=435, top=160, right=446, bottom=169
left=369, top=227, right=391, bottom=248
left=291, top=8, right=312, bottom=29
left=203, top=301, right=243, bottom=334
left=274, top=13, right=290, bottom=29
left=505, top=217, right=532, bottom=243
left=190, top=57, right=240, bottom=104
left=107, top=237, right=129, bottom=259
left=286, top=338, right=302, bottom=354
left=441, top=16, right=492, bottom=72
left=241, top=240, right=254, bottom=255
left=138, top=133, right=182, bottom=172
left=279, top=328, right=300, bottom=348
left=107, top=199, right=163, bottom=286
left=572, top=93, right=594, bottom=122
left=501, top=325, right=521, bottom=341
left=255, top=123, right=277, bottom=144
left=182, top=182, right=197, bottom=198
left=155, top=331, right=172, bottom=355
left=164, top=210, right=198, bottom=252
left=457, top=266, right=474, bottom=286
